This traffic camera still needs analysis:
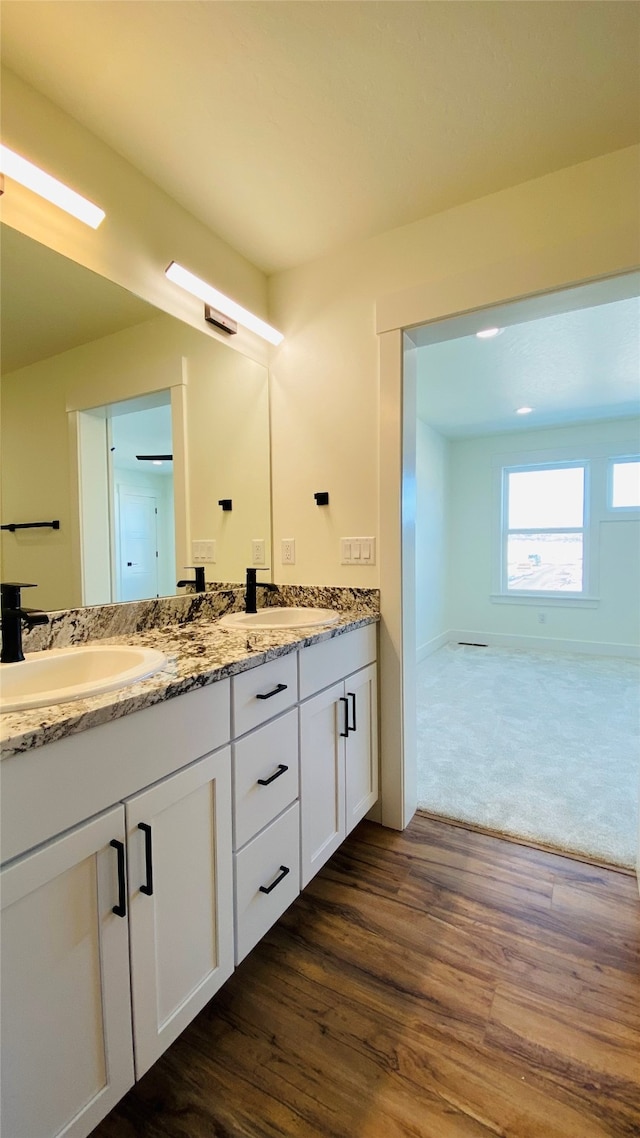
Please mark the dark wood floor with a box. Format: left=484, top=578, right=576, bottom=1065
left=93, top=815, right=640, bottom=1138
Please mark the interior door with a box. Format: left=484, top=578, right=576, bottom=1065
left=117, top=486, right=159, bottom=601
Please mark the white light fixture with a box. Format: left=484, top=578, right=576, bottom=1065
left=0, top=145, right=105, bottom=228
left=165, top=262, right=284, bottom=346
left=476, top=327, right=503, bottom=339
left=516, top=406, right=533, bottom=415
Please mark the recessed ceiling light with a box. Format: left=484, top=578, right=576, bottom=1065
left=0, top=145, right=105, bottom=228
left=476, top=327, right=503, bottom=339
left=516, top=407, right=533, bottom=415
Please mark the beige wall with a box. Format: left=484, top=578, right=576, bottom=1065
left=447, top=418, right=640, bottom=652
left=269, top=145, right=640, bottom=586
left=0, top=70, right=270, bottom=366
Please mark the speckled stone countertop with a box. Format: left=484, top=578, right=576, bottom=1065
left=1, top=587, right=379, bottom=758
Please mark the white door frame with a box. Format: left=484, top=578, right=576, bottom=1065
left=377, top=260, right=640, bottom=834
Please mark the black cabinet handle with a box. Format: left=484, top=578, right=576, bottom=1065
left=257, top=763, right=289, bottom=786
left=259, top=865, right=290, bottom=895
left=110, top=839, right=127, bottom=918
left=256, top=682, right=288, bottom=701
left=138, top=823, right=154, bottom=896
left=340, top=696, right=349, bottom=738
left=348, top=691, right=357, bottom=733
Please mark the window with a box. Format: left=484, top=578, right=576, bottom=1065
left=609, top=457, right=640, bottom=510
left=502, top=463, right=587, bottom=595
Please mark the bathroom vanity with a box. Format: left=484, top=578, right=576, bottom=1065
left=0, top=605, right=378, bottom=1138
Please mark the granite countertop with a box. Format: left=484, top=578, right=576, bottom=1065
left=1, top=607, right=378, bottom=758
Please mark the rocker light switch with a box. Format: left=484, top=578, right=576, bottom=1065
left=341, top=537, right=376, bottom=565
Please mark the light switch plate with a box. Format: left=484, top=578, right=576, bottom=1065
left=192, top=540, right=216, bottom=563
left=341, top=537, right=376, bottom=565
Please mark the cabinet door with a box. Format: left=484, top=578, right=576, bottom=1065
left=125, top=747, right=234, bottom=1077
left=345, top=663, right=378, bottom=834
left=300, top=681, right=346, bottom=887
left=1, top=806, right=134, bottom=1138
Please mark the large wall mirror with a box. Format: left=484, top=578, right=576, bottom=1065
left=0, top=224, right=272, bottom=611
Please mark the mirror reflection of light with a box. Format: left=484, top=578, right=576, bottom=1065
left=476, top=327, right=503, bottom=339
left=0, top=145, right=105, bottom=228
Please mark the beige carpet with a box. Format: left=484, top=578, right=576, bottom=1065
left=416, top=643, right=640, bottom=868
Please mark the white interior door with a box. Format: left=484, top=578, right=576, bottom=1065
left=117, top=486, right=159, bottom=601
left=0, top=806, right=134, bottom=1138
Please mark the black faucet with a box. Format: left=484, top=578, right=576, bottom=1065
left=245, top=567, right=277, bottom=614
left=177, top=566, right=206, bottom=593
left=1, top=582, right=49, bottom=663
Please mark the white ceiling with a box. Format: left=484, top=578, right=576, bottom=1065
left=416, top=295, right=640, bottom=438
left=1, top=1, right=638, bottom=274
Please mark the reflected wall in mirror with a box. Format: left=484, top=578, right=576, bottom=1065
left=0, top=225, right=272, bottom=611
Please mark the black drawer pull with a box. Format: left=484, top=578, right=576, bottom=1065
left=348, top=691, right=357, bottom=732
left=256, top=682, right=288, bottom=701
left=110, top=839, right=127, bottom=918
left=340, top=696, right=349, bottom=737
left=138, top=823, right=154, bottom=896
left=257, top=763, right=289, bottom=786
left=259, top=865, right=290, bottom=894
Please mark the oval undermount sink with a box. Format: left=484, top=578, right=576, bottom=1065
left=0, top=644, right=168, bottom=713
left=218, top=607, right=340, bottom=631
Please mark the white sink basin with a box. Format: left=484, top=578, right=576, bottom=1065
left=218, top=607, right=340, bottom=631
left=0, top=644, right=168, bottom=713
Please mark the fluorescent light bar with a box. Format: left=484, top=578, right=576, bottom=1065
left=0, top=145, right=105, bottom=228
left=165, top=262, right=283, bottom=346
left=476, top=327, right=502, bottom=339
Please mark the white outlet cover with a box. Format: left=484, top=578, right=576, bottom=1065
left=281, top=538, right=296, bottom=565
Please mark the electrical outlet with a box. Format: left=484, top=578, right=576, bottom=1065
left=281, top=538, right=296, bottom=565
left=537, top=611, right=546, bottom=624
left=251, top=538, right=266, bottom=565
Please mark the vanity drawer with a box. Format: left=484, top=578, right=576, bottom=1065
left=233, top=709, right=299, bottom=849
left=299, top=624, right=377, bottom=700
left=234, top=802, right=300, bottom=964
left=232, top=653, right=298, bottom=736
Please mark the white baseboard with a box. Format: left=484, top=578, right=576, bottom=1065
left=448, top=629, right=640, bottom=660
left=416, top=631, right=449, bottom=663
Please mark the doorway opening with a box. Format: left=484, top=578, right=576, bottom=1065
left=405, top=275, right=640, bottom=869
left=76, top=391, right=176, bottom=605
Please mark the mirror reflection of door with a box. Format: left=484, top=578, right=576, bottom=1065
left=77, top=391, right=176, bottom=605
left=117, top=487, right=159, bottom=601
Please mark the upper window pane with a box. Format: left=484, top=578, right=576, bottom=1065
left=507, top=466, right=584, bottom=529
left=611, top=460, right=640, bottom=508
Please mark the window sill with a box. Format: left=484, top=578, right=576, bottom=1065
left=490, top=594, right=600, bottom=609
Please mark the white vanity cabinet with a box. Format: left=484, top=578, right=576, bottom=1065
left=299, top=625, right=378, bottom=887
left=0, top=619, right=378, bottom=1138
left=0, top=806, right=135, bottom=1138
left=125, top=747, right=234, bottom=1077
left=0, top=681, right=233, bottom=1138
left=232, top=664, right=301, bottom=964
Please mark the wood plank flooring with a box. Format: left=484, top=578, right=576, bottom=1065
left=93, top=815, right=640, bottom=1138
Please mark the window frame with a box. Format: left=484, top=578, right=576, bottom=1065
left=500, top=460, right=590, bottom=599
left=607, top=455, right=640, bottom=515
